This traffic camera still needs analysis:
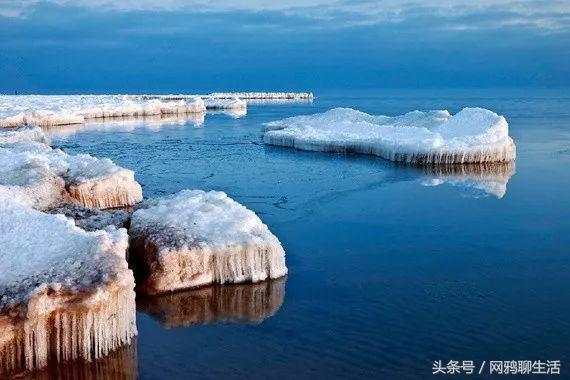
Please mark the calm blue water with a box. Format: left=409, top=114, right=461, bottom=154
left=48, top=89, right=570, bottom=379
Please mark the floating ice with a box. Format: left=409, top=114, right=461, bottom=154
left=0, top=95, right=206, bottom=128
left=209, top=92, right=314, bottom=100
left=0, top=198, right=137, bottom=373
left=0, top=142, right=142, bottom=210
left=203, top=97, right=247, bottom=111
left=138, top=278, right=285, bottom=328
left=264, top=107, right=516, bottom=164
left=129, top=189, right=288, bottom=294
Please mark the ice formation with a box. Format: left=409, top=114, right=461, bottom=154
left=0, top=142, right=142, bottom=210
left=264, top=107, right=516, bottom=164
left=419, top=162, right=516, bottom=198
left=129, top=189, right=288, bottom=294
left=138, top=278, right=285, bottom=328
left=0, top=95, right=206, bottom=128
left=209, top=92, right=314, bottom=100
left=203, top=97, right=247, bottom=111
left=0, top=198, right=137, bottom=374
left=0, top=126, right=47, bottom=145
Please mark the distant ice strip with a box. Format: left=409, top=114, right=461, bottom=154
left=136, top=92, right=314, bottom=101
left=0, top=95, right=206, bottom=128
left=264, top=107, right=516, bottom=164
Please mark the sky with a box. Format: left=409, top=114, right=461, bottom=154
left=0, top=0, right=569, bottom=93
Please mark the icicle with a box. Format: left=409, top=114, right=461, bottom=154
left=0, top=278, right=137, bottom=375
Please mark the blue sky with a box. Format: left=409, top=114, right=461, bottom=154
left=0, top=0, right=569, bottom=93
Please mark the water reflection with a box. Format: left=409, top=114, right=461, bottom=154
left=137, top=278, right=286, bottom=329
left=206, top=109, right=247, bottom=119
left=6, top=342, right=137, bottom=380
left=42, top=113, right=206, bottom=139
left=416, top=162, right=516, bottom=198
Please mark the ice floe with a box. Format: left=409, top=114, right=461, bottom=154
left=210, top=92, right=314, bottom=100
left=0, top=198, right=136, bottom=373
left=264, top=107, right=516, bottom=164
left=138, top=278, right=285, bottom=328
left=0, top=95, right=206, bottom=128
left=203, top=97, right=247, bottom=111
left=0, top=141, right=142, bottom=210
left=129, top=189, right=288, bottom=294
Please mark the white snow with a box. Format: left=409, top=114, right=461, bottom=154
left=0, top=95, right=206, bottom=128
left=0, top=197, right=136, bottom=372
left=203, top=97, right=247, bottom=110
left=264, top=107, right=516, bottom=164
left=0, top=126, right=46, bottom=144
left=209, top=92, right=314, bottom=100
left=129, top=189, right=288, bottom=294
left=0, top=141, right=142, bottom=210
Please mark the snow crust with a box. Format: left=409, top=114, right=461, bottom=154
left=0, top=142, right=142, bottom=210
left=0, top=95, right=206, bottom=128
left=264, top=107, right=516, bottom=164
left=129, top=189, right=288, bottom=294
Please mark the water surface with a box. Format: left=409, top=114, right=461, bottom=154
left=50, top=89, right=570, bottom=379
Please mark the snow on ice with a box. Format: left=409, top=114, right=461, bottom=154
left=203, top=97, right=247, bottom=111
left=129, top=189, right=288, bottom=294
left=0, top=95, right=206, bottom=128
left=0, top=141, right=142, bottom=210
left=0, top=197, right=136, bottom=373
left=264, top=107, right=516, bottom=164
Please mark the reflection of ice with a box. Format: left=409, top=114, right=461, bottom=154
left=43, top=113, right=205, bottom=138
left=137, top=278, right=286, bottom=329
left=8, top=341, right=138, bottom=380
left=418, top=162, right=516, bottom=198
left=206, top=108, right=247, bottom=118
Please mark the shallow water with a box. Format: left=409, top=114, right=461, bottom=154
left=47, top=89, right=570, bottom=379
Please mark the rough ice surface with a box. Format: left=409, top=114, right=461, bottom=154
left=264, top=107, right=516, bottom=164
left=0, top=198, right=137, bottom=373
left=0, top=126, right=47, bottom=145
left=129, top=189, right=288, bottom=294
left=0, top=141, right=142, bottom=210
left=138, top=278, right=285, bottom=328
left=203, top=97, right=247, bottom=110
left=49, top=204, right=131, bottom=232
left=0, top=95, right=206, bottom=128
left=418, top=162, right=516, bottom=198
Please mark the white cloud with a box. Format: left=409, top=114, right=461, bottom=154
left=2, top=0, right=569, bottom=31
